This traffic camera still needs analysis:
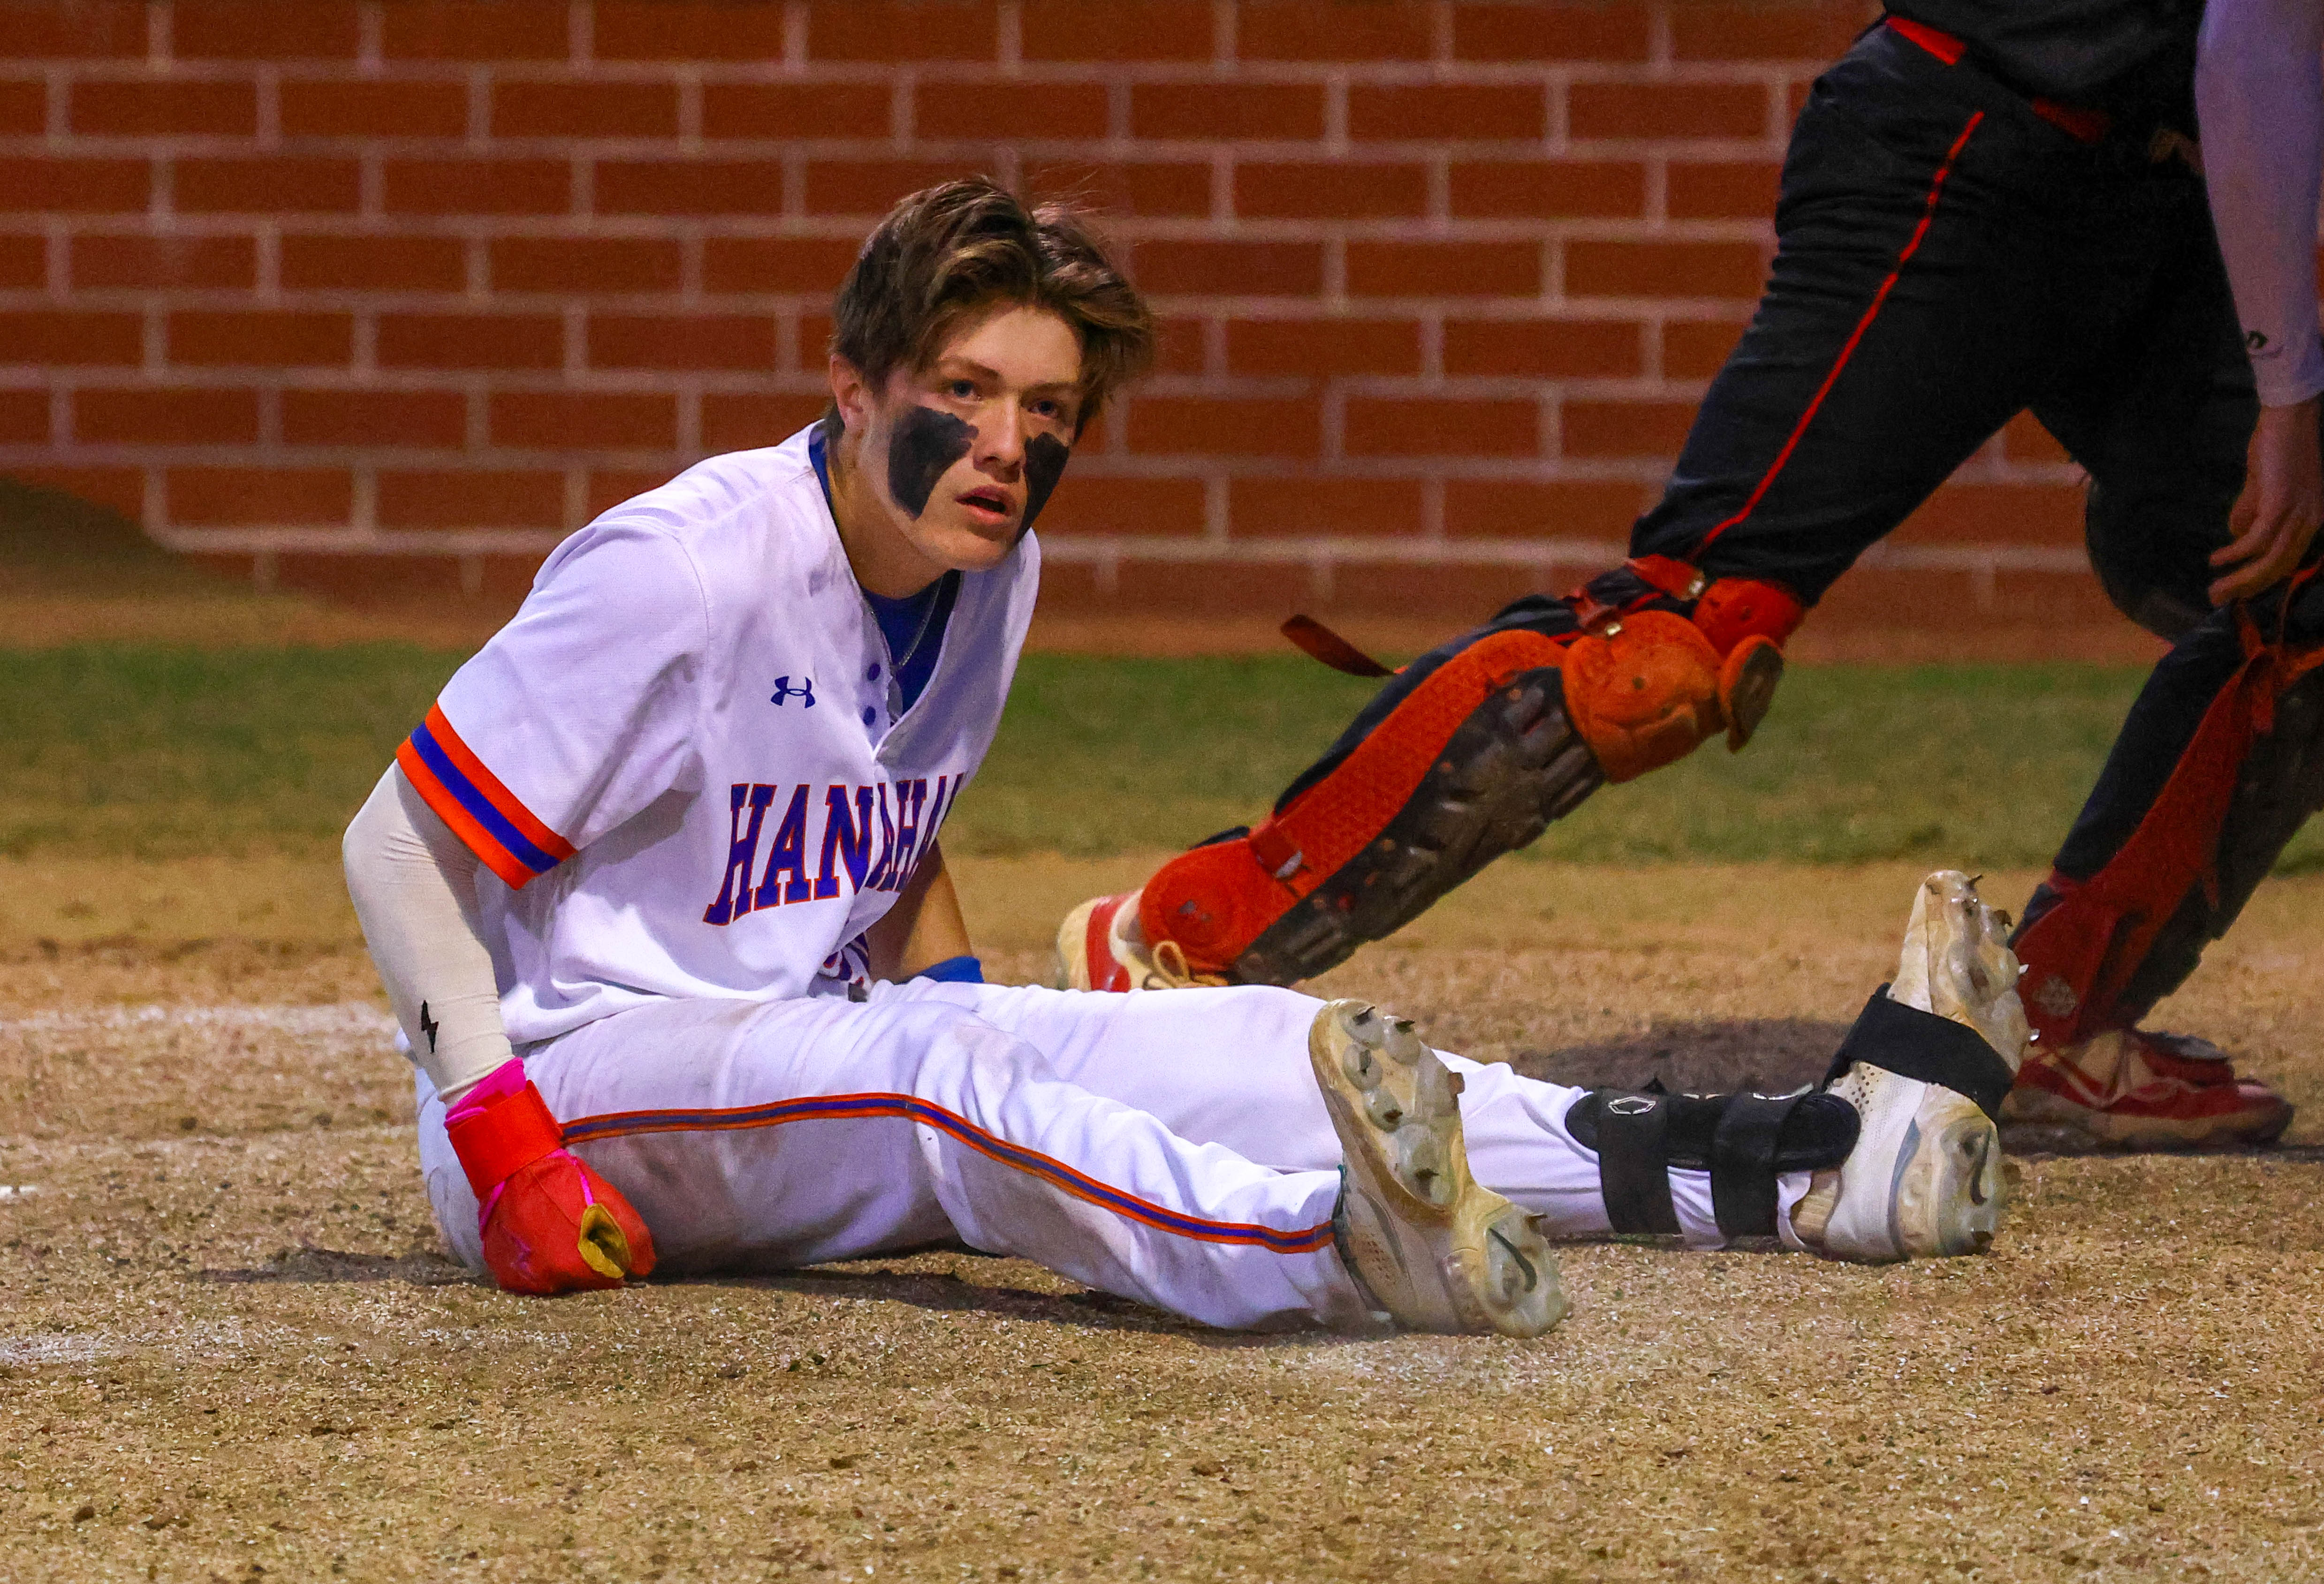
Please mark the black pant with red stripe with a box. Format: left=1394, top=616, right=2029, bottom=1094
left=1275, top=22, right=2252, bottom=819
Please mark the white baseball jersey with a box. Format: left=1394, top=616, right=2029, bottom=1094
left=397, top=424, right=1039, bottom=1047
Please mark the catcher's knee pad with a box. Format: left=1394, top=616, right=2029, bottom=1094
left=1560, top=565, right=1803, bottom=782
left=1561, top=611, right=1786, bottom=782
left=2016, top=641, right=2324, bottom=1045
left=1139, top=628, right=1595, bottom=982
left=2084, top=476, right=2223, bottom=642
left=1564, top=1087, right=1859, bottom=1239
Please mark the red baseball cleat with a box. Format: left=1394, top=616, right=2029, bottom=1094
left=2001, top=1028, right=2294, bottom=1151
left=1054, top=889, right=1222, bottom=992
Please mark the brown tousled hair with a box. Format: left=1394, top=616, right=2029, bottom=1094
left=822, top=178, right=1153, bottom=440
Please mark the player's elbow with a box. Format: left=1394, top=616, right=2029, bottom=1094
left=342, top=765, right=398, bottom=903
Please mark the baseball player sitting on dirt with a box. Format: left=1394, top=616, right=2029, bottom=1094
left=343, top=180, right=2032, bottom=1335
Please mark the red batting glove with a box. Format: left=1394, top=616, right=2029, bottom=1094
left=443, top=1058, right=656, bottom=1295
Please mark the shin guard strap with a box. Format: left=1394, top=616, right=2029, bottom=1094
left=1577, top=1092, right=1683, bottom=1235
left=1709, top=1093, right=1804, bottom=1239
left=1825, top=989, right=2015, bottom=1122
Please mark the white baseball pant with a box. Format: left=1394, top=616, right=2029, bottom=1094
left=416, top=981, right=1805, bottom=1328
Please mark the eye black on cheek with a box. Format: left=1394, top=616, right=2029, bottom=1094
left=1021, top=433, right=1071, bottom=531
left=888, top=406, right=977, bottom=519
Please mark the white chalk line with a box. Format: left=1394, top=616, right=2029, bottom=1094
left=0, top=1317, right=306, bottom=1367
left=0, top=1002, right=395, bottom=1038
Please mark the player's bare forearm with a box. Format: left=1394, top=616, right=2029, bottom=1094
left=865, top=842, right=975, bottom=980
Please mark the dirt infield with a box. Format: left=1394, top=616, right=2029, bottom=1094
left=3, top=855, right=2322, bottom=1583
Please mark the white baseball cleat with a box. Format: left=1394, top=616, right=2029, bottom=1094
left=1310, top=999, right=1567, bottom=1337
left=1792, top=871, right=2029, bottom=1263
left=1056, top=888, right=1221, bottom=992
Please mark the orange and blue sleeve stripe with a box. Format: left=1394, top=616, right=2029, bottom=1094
left=395, top=702, right=576, bottom=889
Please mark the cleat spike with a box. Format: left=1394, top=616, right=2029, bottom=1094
left=1311, top=999, right=1566, bottom=1337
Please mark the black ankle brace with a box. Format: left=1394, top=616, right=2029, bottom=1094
left=1564, top=1085, right=1860, bottom=1239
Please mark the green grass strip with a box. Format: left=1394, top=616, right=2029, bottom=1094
left=3, top=645, right=2316, bottom=874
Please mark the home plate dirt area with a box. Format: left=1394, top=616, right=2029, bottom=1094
left=2, top=856, right=2321, bottom=1584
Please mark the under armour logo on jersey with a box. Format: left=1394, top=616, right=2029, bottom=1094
left=770, top=675, right=816, bottom=708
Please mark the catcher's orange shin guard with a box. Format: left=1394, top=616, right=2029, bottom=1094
left=1137, top=573, right=1805, bottom=985
left=1140, top=629, right=1583, bottom=979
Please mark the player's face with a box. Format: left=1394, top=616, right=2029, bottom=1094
left=837, top=303, right=1085, bottom=589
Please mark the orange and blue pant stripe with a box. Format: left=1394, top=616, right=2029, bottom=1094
left=562, top=1091, right=1338, bottom=1255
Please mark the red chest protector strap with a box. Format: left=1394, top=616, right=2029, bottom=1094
left=1280, top=614, right=1395, bottom=678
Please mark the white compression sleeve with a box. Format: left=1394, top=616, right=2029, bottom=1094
left=342, top=765, right=515, bottom=1103
left=2197, top=0, right=2324, bottom=408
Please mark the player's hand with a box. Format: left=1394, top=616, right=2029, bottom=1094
left=2210, top=395, right=2324, bottom=604
left=444, top=1059, right=657, bottom=1295
left=476, top=1149, right=653, bottom=1295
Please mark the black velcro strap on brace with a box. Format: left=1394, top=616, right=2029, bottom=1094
left=1582, top=1092, right=1683, bottom=1235
left=1709, top=1092, right=1806, bottom=1239
left=1824, top=987, right=2016, bottom=1122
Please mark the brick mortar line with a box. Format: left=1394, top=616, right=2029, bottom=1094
left=1128, top=371, right=1689, bottom=393
left=781, top=1, right=810, bottom=71
left=570, top=0, right=596, bottom=70
left=0, top=380, right=1832, bottom=410
left=0, top=290, right=1769, bottom=322
left=15, top=61, right=1829, bottom=88
left=3, top=135, right=1794, bottom=159
left=0, top=226, right=1781, bottom=255
left=0, top=439, right=1707, bottom=477
left=996, top=0, right=1023, bottom=71
left=0, top=217, right=1783, bottom=243
left=0, top=313, right=1766, bottom=336
left=2, top=369, right=840, bottom=390
left=356, top=4, right=383, bottom=75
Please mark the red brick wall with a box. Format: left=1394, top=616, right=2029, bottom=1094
left=0, top=0, right=2104, bottom=619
